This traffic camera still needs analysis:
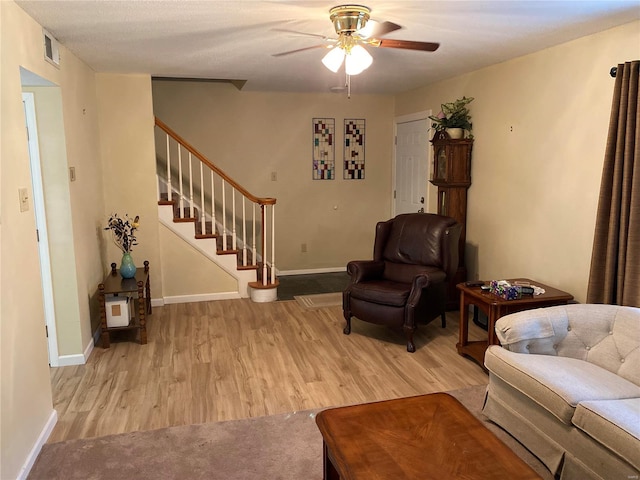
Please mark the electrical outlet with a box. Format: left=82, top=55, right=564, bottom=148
left=271, top=171, right=277, bottom=181
left=301, top=243, right=307, bottom=253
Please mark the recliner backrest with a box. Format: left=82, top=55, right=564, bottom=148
left=374, top=213, right=461, bottom=282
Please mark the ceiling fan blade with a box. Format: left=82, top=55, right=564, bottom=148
left=363, top=20, right=402, bottom=39
left=271, top=28, right=330, bottom=40
left=374, top=39, right=440, bottom=52
left=272, top=44, right=330, bottom=57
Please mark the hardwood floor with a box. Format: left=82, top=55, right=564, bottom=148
left=48, top=299, right=489, bottom=443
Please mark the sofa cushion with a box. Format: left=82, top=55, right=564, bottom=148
left=484, top=346, right=640, bottom=424
left=572, top=398, right=640, bottom=471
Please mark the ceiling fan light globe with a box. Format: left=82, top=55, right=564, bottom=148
left=322, top=47, right=346, bottom=72
left=345, top=44, right=373, bottom=75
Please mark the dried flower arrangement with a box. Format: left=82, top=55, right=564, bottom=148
left=105, top=214, right=139, bottom=253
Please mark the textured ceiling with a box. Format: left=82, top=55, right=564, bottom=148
left=15, top=0, right=640, bottom=94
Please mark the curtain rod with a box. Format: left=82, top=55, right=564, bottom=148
left=611, top=63, right=640, bottom=77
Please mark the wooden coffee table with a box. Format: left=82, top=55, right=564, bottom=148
left=315, top=393, right=541, bottom=479
left=456, top=278, right=573, bottom=366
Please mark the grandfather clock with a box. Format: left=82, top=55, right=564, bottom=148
left=430, top=130, right=473, bottom=310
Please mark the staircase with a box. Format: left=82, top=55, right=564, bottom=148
left=154, top=117, right=278, bottom=302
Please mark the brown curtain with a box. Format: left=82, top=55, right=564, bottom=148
left=587, top=61, right=640, bottom=306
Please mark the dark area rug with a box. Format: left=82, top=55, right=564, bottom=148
left=277, top=272, right=348, bottom=300
left=28, top=385, right=553, bottom=479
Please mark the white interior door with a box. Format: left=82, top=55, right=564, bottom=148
left=23, top=92, right=59, bottom=367
left=394, top=118, right=429, bottom=215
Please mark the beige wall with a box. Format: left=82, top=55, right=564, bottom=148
left=59, top=50, right=107, bottom=347
left=152, top=82, right=395, bottom=272
left=396, top=20, right=640, bottom=303
left=2, top=3, right=63, bottom=477
left=96, top=74, right=163, bottom=299
left=159, top=224, right=237, bottom=297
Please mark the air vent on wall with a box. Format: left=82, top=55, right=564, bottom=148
left=43, top=29, right=60, bottom=67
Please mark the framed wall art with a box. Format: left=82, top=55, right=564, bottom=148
left=344, top=119, right=365, bottom=179
left=312, top=118, right=335, bottom=180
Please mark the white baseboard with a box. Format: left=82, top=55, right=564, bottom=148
left=162, top=292, right=241, bottom=304
left=151, top=297, right=165, bottom=307
left=17, top=409, right=57, bottom=480
left=83, top=334, right=94, bottom=361
left=54, top=334, right=95, bottom=367
left=278, top=267, right=346, bottom=276
left=56, top=353, right=86, bottom=367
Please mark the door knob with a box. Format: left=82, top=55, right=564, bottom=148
left=420, top=197, right=425, bottom=204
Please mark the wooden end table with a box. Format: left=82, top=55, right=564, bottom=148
left=457, top=278, right=573, bottom=366
left=98, top=260, right=151, bottom=348
left=316, top=393, right=541, bottom=479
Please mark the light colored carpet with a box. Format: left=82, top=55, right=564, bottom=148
left=294, top=292, right=342, bottom=308
left=28, top=385, right=553, bottom=479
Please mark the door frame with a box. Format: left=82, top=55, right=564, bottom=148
left=23, top=92, right=59, bottom=367
left=392, top=110, right=433, bottom=217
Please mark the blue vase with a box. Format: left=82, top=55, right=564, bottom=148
left=120, top=252, right=137, bottom=279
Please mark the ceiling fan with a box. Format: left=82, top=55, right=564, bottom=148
left=273, top=4, right=440, bottom=78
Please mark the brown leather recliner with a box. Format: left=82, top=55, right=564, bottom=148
left=342, top=213, right=462, bottom=352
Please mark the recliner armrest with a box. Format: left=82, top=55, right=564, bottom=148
left=346, top=260, right=385, bottom=283
left=407, top=274, right=430, bottom=306
left=406, top=270, right=446, bottom=306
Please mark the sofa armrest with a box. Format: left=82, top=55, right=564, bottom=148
left=495, top=308, right=559, bottom=355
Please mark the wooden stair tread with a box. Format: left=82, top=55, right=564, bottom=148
left=248, top=280, right=279, bottom=289
left=217, top=249, right=240, bottom=255
left=237, top=265, right=259, bottom=271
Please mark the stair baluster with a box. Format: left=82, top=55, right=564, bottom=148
left=210, top=171, right=215, bottom=237
left=242, top=197, right=247, bottom=267
left=177, top=146, right=184, bottom=218
left=271, top=205, right=276, bottom=284
left=166, top=135, right=172, bottom=200
left=222, top=181, right=227, bottom=251
left=188, top=152, right=194, bottom=219
left=231, top=187, right=237, bottom=252
left=252, top=204, right=257, bottom=271
left=262, top=204, right=268, bottom=286
left=199, top=159, right=205, bottom=234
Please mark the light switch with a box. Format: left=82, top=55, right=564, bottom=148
left=69, top=166, right=76, bottom=182
left=18, top=188, right=29, bottom=212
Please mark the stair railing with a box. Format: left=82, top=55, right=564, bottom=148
left=155, top=117, right=277, bottom=287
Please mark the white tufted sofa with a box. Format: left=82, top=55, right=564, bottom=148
left=482, top=304, right=640, bottom=480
